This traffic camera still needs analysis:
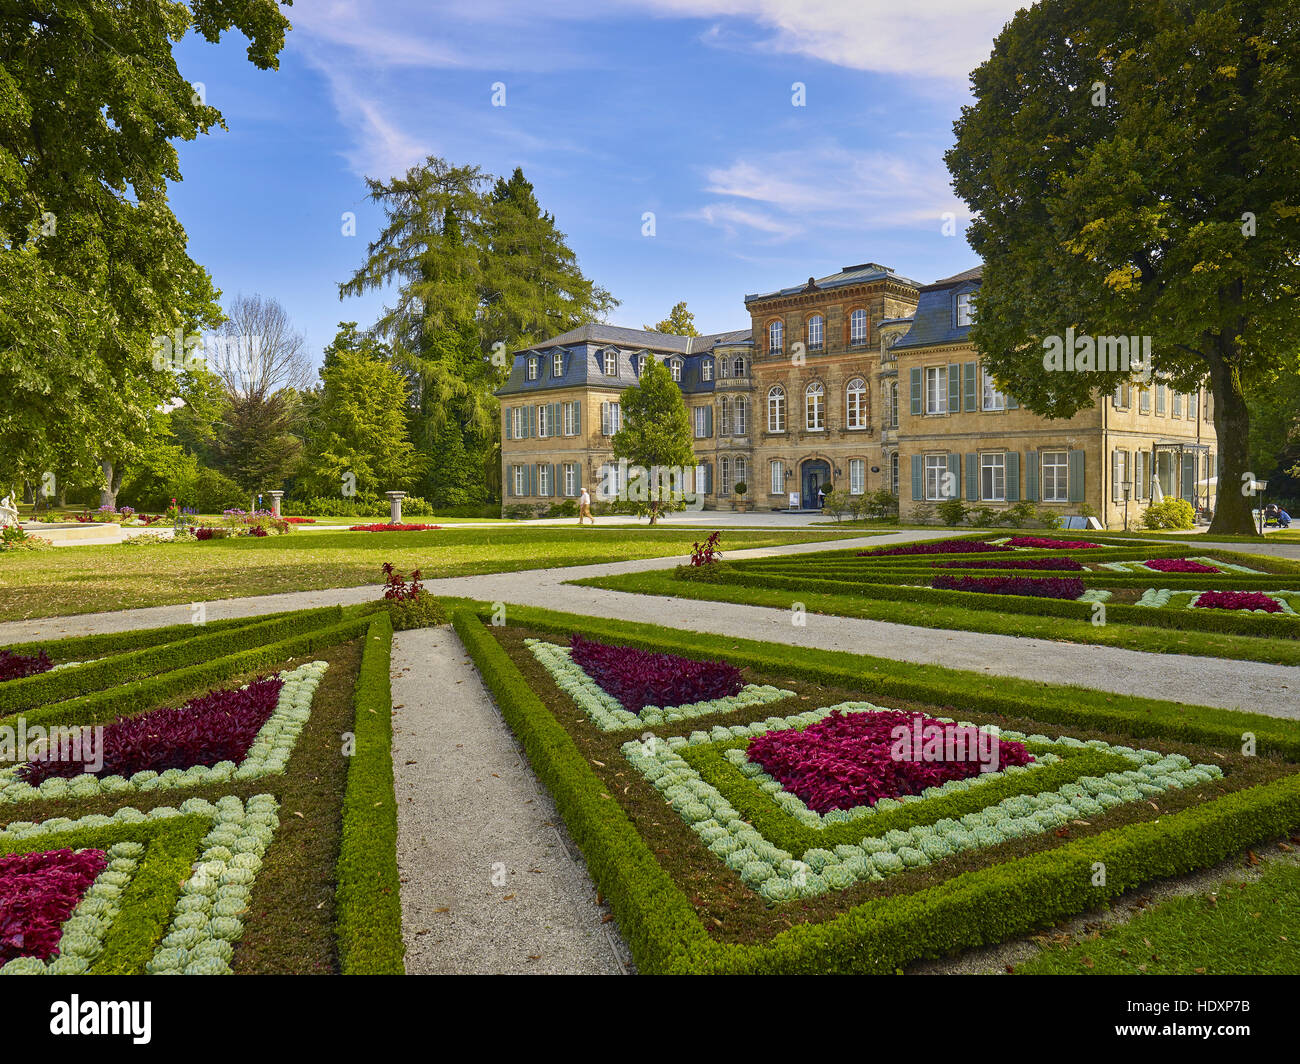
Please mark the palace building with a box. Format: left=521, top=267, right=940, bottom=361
left=497, top=263, right=1217, bottom=528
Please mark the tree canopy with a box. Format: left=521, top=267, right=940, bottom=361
left=646, top=301, right=699, bottom=336
left=611, top=357, right=696, bottom=524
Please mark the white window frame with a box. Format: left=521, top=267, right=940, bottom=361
left=1041, top=450, right=1068, bottom=503
left=768, top=320, right=783, bottom=355
left=850, top=308, right=868, bottom=346
left=732, top=356, right=745, bottom=378
left=924, top=454, right=948, bottom=501
left=601, top=401, right=620, bottom=436
left=982, top=369, right=1008, bottom=411
left=552, top=352, right=564, bottom=377
left=701, top=359, right=713, bottom=382
left=805, top=382, right=825, bottom=431
left=980, top=452, right=1006, bottom=502
left=538, top=464, right=551, bottom=497
left=767, top=386, right=786, bottom=432
left=770, top=461, right=785, bottom=495
left=734, top=396, right=747, bottom=436
left=603, top=350, right=617, bottom=376
left=718, top=395, right=731, bottom=436
left=925, top=366, right=947, bottom=415
left=513, top=465, right=526, bottom=497
left=563, top=463, right=576, bottom=497
left=693, top=406, right=708, bottom=439
left=526, top=357, right=538, bottom=381
left=719, top=456, right=732, bottom=497
left=510, top=408, right=525, bottom=439
left=563, top=401, right=578, bottom=437
left=846, top=377, right=866, bottom=429
left=886, top=380, right=899, bottom=429
left=669, top=358, right=682, bottom=382
left=807, top=315, right=824, bottom=351
left=734, top=457, right=746, bottom=489
left=849, top=458, right=865, bottom=495
left=956, top=291, right=975, bottom=327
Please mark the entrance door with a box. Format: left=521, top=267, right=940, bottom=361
left=802, top=460, right=831, bottom=509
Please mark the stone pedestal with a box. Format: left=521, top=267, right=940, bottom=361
left=269, top=491, right=284, bottom=517
left=385, top=491, right=407, bottom=525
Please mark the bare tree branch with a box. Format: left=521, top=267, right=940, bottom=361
left=209, top=293, right=312, bottom=401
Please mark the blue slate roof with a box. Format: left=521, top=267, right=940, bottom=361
left=496, top=323, right=752, bottom=398
left=890, top=266, right=983, bottom=350
left=744, top=262, right=923, bottom=304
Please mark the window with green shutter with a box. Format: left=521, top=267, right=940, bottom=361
left=1068, top=450, right=1086, bottom=503
left=910, top=455, right=923, bottom=501
left=1025, top=451, right=1039, bottom=502
left=965, top=452, right=979, bottom=501
left=909, top=367, right=922, bottom=416
left=945, top=454, right=960, bottom=499
left=1005, top=452, right=1020, bottom=501
left=963, top=362, right=977, bottom=412
left=947, top=364, right=960, bottom=413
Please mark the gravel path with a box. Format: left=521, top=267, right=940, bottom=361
left=390, top=626, right=626, bottom=974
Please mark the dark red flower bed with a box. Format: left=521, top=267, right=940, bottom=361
left=0, top=648, right=54, bottom=683
left=1193, top=591, right=1282, bottom=613
left=932, top=574, right=1086, bottom=599
left=1144, top=558, right=1219, bottom=574
left=1005, top=536, right=1102, bottom=549
left=746, top=709, right=1033, bottom=814
left=569, top=635, right=742, bottom=713
left=348, top=523, right=442, bottom=532
left=935, top=556, right=1084, bottom=571
left=18, top=676, right=284, bottom=784
left=0, top=848, right=107, bottom=964
left=858, top=539, right=1004, bottom=558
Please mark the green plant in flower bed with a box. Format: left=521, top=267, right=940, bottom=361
left=0, top=607, right=402, bottom=974
left=453, top=602, right=1300, bottom=974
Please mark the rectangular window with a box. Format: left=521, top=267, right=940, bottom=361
left=1139, top=388, right=1151, bottom=414
left=770, top=461, right=784, bottom=495
left=807, top=317, right=823, bottom=351
left=1172, top=391, right=1182, bottom=417
left=600, top=402, right=620, bottom=435
left=553, top=352, right=564, bottom=377
left=925, top=367, right=947, bottom=414
left=537, top=465, right=551, bottom=497
left=849, top=459, right=865, bottom=495
left=925, top=454, right=949, bottom=501
left=1189, top=391, right=1199, bottom=421
left=1156, top=384, right=1167, bottom=415
left=693, top=406, right=708, bottom=438
left=562, top=402, right=577, bottom=436
left=956, top=292, right=975, bottom=327
left=603, top=351, right=617, bottom=375
left=850, top=310, right=868, bottom=346
left=981, top=369, right=1007, bottom=411
left=734, top=399, right=748, bottom=435
left=537, top=405, right=551, bottom=438
left=563, top=463, right=576, bottom=497
left=1112, top=450, right=1130, bottom=502
left=1041, top=450, right=1068, bottom=503
left=981, top=453, right=1006, bottom=501
left=510, top=408, right=524, bottom=439
left=702, top=359, right=713, bottom=381
left=719, top=458, right=732, bottom=498
left=526, top=358, right=538, bottom=381
left=598, top=462, right=623, bottom=499
left=512, top=465, right=525, bottom=497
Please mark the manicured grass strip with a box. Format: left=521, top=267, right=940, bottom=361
left=4, top=613, right=378, bottom=730
left=1015, top=856, right=1300, bottom=974
left=0, top=607, right=345, bottom=714
left=577, top=569, right=1300, bottom=667
left=681, top=740, right=1134, bottom=855
left=487, top=603, right=1300, bottom=755
left=334, top=612, right=404, bottom=974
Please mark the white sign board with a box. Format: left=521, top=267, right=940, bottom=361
left=788, top=491, right=801, bottom=510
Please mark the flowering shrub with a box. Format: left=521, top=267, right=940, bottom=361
left=17, top=676, right=285, bottom=784
left=381, top=562, right=423, bottom=601
left=934, top=556, right=1084, bottom=571
left=349, top=523, right=442, bottom=532
left=0, top=648, right=54, bottom=682
left=1004, top=536, right=1102, bottom=549
left=1192, top=590, right=1282, bottom=613
left=193, top=526, right=217, bottom=541
left=932, top=574, right=1086, bottom=599
left=690, top=531, right=722, bottom=566
left=1144, top=558, right=1219, bottom=574
left=0, top=848, right=107, bottom=964
left=569, top=635, right=743, bottom=713
left=859, top=539, right=1004, bottom=557
left=746, top=709, right=1033, bottom=814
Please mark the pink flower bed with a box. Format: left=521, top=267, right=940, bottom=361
left=569, top=635, right=742, bottom=713
left=18, top=676, right=284, bottom=784
left=858, top=539, right=1004, bottom=558
left=0, top=649, right=53, bottom=683
left=1193, top=591, right=1282, bottom=613
left=0, top=848, right=107, bottom=964
left=932, top=574, right=1086, bottom=599
left=746, top=709, right=1033, bottom=814
left=348, top=523, right=442, bottom=532
left=935, top=556, right=1084, bottom=571
left=1005, top=536, right=1102, bottom=549
left=1144, top=558, right=1219, bottom=574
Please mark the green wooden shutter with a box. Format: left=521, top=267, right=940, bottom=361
left=1025, top=450, right=1039, bottom=502
left=1005, top=451, right=1020, bottom=502
left=963, top=362, right=977, bottom=412
left=966, top=453, right=979, bottom=501
left=947, top=364, right=960, bottom=413
left=1111, top=451, right=1121, bottom=502
left=505, top=465, right=513, bottom=498
left=504, top=409, right=512, bottom=440
left=573, top=402, right=580, bottom=435
left=704, top=406, right=713, bottom=437
left=1181, top=454, right=1195, bottom=501
left=910, top=455, right=924, bottom=501
left=1134, top=452, right=1146, bottom=500
left=574, top=464, right=582, bottom=492
left=946, top=453, right=960, bottom=499
left=909, top=367, right=922, bottom=415
left=1068, top=450, right=1085, bottom=503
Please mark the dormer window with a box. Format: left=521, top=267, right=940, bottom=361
left=669, top=358, right=682, bottom=382
left=526, top=356, right=538, bottom=381
left=552, top=351, right=564, bottom=377
left=956, top=291, right=976, bottom=328
left=701, top=358, right=713, bottom=382
left=604, top=350, right=617, bottom=376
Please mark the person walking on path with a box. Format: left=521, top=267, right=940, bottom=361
left=578, top=487, right=594, bottom=525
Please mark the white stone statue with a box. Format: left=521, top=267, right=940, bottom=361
left=0, top=494, right=19, bottom=528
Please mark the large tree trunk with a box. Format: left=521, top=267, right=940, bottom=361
left=98, top=458, right=123, bottom=510
left=1206, top=348, right=1259, bottom=536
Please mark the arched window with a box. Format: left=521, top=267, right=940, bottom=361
left=768, top=320, right=784, bottom=355
left=807, top=314, right=824, bottom=351
left=850, top=308, right=868, bottom=346
left=886, top=379, right=899, bottom=429
left=717, top=395, right=732, bottom=436
left=805, top=381, right=825, bottom=431
left=846, top=377, right=867, bottom=429
left=767, top=386, right=786, bottom=433
left=734, top=456, right=746, bottom=488
left=720, top=456, right=732, bottom=496
left=733, top=356, right=746, bottom=378
left=734, top=396, right=747, bottom=435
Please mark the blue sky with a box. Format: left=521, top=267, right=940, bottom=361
left=169, top=0, right=1028, bottom=364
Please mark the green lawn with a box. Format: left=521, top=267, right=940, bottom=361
left=576, top=568, right=1300, bottom=665
left=1016, top=851, right=1300, bottom=974
left=0, top=526, right=859, bottom=621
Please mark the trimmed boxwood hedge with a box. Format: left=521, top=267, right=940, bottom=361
left=454, top=606, right=1300, bottom=973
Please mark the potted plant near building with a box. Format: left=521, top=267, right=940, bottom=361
left=732, top=481, right=748, bottom=513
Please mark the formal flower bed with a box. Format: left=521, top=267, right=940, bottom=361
left=348, top=523, right=442, bottom=532
left=859, top=539, right=1004, bottom=557
left=1144, top=558, right=1220, bottom=574
left=0, top=648, right=54, bottom=682
left=526, top=638, right=792, bottom=731
left=1, top=662, right=328, bottom=803
left=1192, top=590, right=1283, bottom=613
left=932, top=574, right=1086, bottom=600
left=745, top=708, right=1033, bottom=814
left=0, top=848, right=107, bottom=965
left=1004, top=536, right=1102, bottom=549
left=934, top=556, right=1084, bottom=571
left=570, top=635, right=743, bottom=713
left=283, top=516, right=315, bottom=524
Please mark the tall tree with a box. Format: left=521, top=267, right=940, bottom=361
left=611, top=357, right=695, bottom=524
left=0, top=1, right=292, bottom=500
left=646, top=301, right=699, bottom=336
left=946, top=0, right=1300, bottom=534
